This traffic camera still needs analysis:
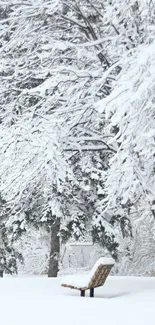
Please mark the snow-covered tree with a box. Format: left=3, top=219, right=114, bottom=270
left=97, top=39, right=155, bottom=272
left=0, top=0, right=155, bottom=275
left=0, top=0, right=117, bottom=274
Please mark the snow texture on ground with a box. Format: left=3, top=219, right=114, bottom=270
left=1, top=276, right=155, bottom=325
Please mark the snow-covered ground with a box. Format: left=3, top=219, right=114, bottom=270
left=1, top=276, right=155, bottom=325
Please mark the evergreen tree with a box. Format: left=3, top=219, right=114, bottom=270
left=0, top=0, right=155, bottom=275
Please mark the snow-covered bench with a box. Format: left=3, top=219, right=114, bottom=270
left=61, top=257, right=114, bottom=297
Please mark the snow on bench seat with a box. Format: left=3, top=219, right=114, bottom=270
left=61, top=274, right=90, bottom=289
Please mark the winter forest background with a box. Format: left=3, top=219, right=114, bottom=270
left=0, top=0, right=155, bottom=277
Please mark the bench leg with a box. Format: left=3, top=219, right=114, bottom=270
left=90, top=288, right=94, bottom=297
left=81, top=290, right=85, bottom=297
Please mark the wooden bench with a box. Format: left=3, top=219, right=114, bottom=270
left=61, top=257, right=114, bottom=297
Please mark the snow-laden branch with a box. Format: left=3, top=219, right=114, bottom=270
left=98, top=40, right=155, bottom=214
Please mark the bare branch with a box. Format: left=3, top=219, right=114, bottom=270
left=60, top=14, right=87, bottom=30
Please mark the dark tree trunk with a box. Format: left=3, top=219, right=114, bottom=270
left=48, top=218, right=60, bottom=277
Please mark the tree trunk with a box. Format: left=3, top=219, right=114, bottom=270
left=48, top=218, right=60, bottom=277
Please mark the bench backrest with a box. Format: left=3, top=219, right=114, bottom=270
left=88, top=264, right=113, bottom=289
